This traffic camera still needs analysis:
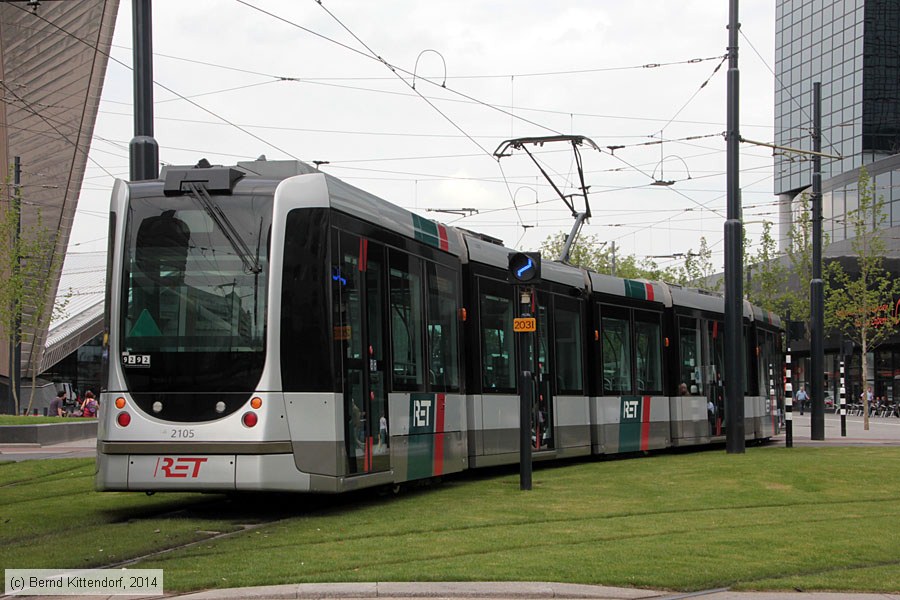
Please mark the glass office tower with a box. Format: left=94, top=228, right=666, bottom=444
left=774, top=0, right=900, bottom=403
left=775, top=0, right=900, bottom=243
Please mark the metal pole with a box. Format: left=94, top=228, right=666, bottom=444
left=518, top=287, right=533, bottom=490
left=785, top=347, right=793, bottom=447
left=5, top=157, right=22, bottom=415
left=769, top=364, right=775, bottom=433
left=724, top=0, right=745, bottom=453
left=810, top=82, right=825, bottom=441
left=839, top=359, right=847, bottom=437
left=129, top=0, right=159, bottom=181
left=13, top=157, right=20, bottom=414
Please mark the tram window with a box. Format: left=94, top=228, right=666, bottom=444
left=389, top=252, right=424, bottom=390
left=339, top=241, right=364, bottom=361
left=426, top=263, right=460, bottom=391
left=744, top=324, right=753, bottom=395
left=679, top=317, right=701, bottom=395
left=125, top=198, right=270, bottom=354
left=480, top=288, right=515, bottom=392
left=536, top=303, right=550, bottom=379
left=601, top=308, right=631, bottom=394
left=554, top=300, right=583, bottom=394
left=281, top=209, right=331, bottom=392
left=634, top=311, right=662, bottom=394
left=706, top=320, right=725, bottom=386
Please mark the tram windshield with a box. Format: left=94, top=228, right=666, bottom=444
left=119, top=192, right=272, bottom=417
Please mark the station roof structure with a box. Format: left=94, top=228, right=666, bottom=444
left=0, top=0, right=119, bottom=378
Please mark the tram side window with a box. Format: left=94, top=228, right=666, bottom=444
left=426, top=263, right=460, bottom=391
left=679, top=317, right=701, bottom=395
left=389, top=252, right=424, bottom=390
left=601, top=307, right=632, bottom=394
left=744, top=325, right=754, bottom=395
left=706, top=321, right=725, bottom=387
left=634, top=311, right=662, bottom=394
left=480, top=287, right=515, bottom=392
left=554, top=300, right=583, bottom=393
left=281, top=209, right=331, bottom=392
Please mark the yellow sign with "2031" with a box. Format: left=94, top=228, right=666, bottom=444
left=513, top=317, right=536, bottom=332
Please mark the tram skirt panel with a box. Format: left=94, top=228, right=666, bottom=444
left=553, top=394, right=592, bottom=457
left=669, top=395, right=711, bottom=447
left=392, top=431, right=466, bottom=482
left=596, top=396, right=671, bottom=454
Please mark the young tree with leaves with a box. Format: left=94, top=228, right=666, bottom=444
left=0, top=175, right=67, bottom=415
left=783, top=193, right=815, bottom=344
left=745, top=221, right=788, bottom=315
left=825, top=168, right=900, bottom=430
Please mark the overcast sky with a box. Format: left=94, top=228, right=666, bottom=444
left=72, top=1, right=779, bottom=271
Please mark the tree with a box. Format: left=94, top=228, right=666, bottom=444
left=825, top=168, right=900, bottom=430
left=539, top=231, right=612, bottom=272
left=0, top=173, right=67, bottom=415
left=745, top=220, right=788, bottom=315
left=668, top=237, right=719, bottom=290
left=786, top=193, right=817, bottom=339
left=538, top=231, right=679, bottom=280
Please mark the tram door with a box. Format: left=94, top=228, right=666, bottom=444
left=702, top=319, right=726, bottom=436
left=334, top=232, right=389, bottom=475
left=530, top=302, right=554, bottom=450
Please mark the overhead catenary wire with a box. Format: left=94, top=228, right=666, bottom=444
left=10, top=2, right=303, bottom=163
left=39, top=3, right=779, bottom=262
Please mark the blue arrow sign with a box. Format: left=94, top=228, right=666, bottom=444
left=516, top=257, right=534, bottom=278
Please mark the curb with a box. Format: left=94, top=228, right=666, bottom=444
left=0, top=420, right=97, bottom=445
left=170, top=582, right=665, bottom=600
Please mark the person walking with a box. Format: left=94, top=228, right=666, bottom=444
left=796, top=385, right=809, bottom=415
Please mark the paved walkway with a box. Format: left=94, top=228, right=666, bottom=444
left=17, top=581, right=900, bottom=600
left=162, top=581, right=900, bottom=600
left=0, top=436, right=96, bottom=462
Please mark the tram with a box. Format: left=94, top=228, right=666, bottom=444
left=96, top=158, right=784, bottom=493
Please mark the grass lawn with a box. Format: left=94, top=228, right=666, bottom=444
left=0, top=415, right=96, bottom=425
left=1, top=447, right=899, bottom=595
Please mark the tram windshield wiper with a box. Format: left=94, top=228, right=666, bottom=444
left=184, top=182, right=262, bottom=274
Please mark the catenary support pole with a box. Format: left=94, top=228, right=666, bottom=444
left=129, top=0, right=158, bottom=181
left=785, top=347, right=793, bottom=448
left=724, top=0, right=745, bottom=453
left=810, top=81, right=825, bottom=441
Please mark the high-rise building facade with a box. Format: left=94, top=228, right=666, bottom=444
left=775, top=0, right=900, bottom=244
left=774, top=0, right=900, bottom=403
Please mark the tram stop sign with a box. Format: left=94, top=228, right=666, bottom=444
left=508, top=251, right=541, bottom=283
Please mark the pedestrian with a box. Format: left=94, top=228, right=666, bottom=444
left=80, top=391, right=98, bottom=418
left=49, top=390, right=66, bottom=417
left=796, top=386, right=809, bottom=415
left=379, top=413, right=388, bottom=447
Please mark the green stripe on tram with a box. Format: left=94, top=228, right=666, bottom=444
left=407, top=392, right=435, bottom=479
left=618, top=396, right=643, bottom=453
left=624, top=279, right=647, bottom=300
left=412, top=214, right=440, bottom=248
